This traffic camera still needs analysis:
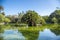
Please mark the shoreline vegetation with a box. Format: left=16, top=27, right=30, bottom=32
left=0, top=24, right=60, bottom=31
left=0, top=6, right=60, bottom=32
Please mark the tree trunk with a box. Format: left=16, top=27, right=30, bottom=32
left=28, top=21, right=36, bottom=26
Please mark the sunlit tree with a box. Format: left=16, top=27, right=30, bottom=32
left=52, top=17, right=57, bottom=24
left=21, top=10, right=39, bottom=26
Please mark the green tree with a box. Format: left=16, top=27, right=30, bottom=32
left=0, top=13, right=10, bottom=24
left=52, top=17, right=57, bottom=24
left=39, top=16, right=46, bottom=24
left=42, top=16, right=49, bottom=23
left=49, top=10, right=60, bottom=23
left=0, top=14, right=5, bottom=22
left=4, top=18, right=10, bottom=24
left=21, top=10, right=39, bottom=26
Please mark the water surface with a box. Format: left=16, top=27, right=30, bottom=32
left=0, top=27, right=60, bottom=40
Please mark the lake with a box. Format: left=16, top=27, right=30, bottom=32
left=0, top=26, right=60, bottom=40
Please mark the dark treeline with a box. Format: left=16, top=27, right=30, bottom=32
left=0, top=6, right=60, bottom=26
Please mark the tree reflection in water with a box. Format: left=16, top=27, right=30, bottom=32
left=0, top=26, right=4, bottom=40
left=19, top=30, right=39, bottom=40
left=0, top=37, right=3, bottom=40
left=18, top=26, right=45, bottom=40
left=50, top=27, right=60, bottom=36
left=0, top=25, right=60, bottom=40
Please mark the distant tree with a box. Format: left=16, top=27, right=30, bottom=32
left=6, top=15, right=18, bottom=23
left=21, top=10, right=39, bottom=26
left=18, top=11, right=24, bottom=23
left=42, top=16, right=49, bottom=23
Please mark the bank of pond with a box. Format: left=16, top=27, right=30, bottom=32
left=0, top=24, right=60, bottom=40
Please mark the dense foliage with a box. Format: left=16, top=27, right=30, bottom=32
left=0, top=6, right=60, bottom=26
left=49, top=10, right=60, bottom=23
left=21, top=10, right=39, bottom=26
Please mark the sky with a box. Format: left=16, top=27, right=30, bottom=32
left=1, top=0, right=60, bottom=16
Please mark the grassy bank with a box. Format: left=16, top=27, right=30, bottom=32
left=0, top=24, right=60, bottom=31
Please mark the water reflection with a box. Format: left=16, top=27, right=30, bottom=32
left=0, top=27, right=60, bottom=40
left=38, top=28, right=60, bottom=40
left=50, top=27, right=60, bottom=35
left=0, top=26, right=4, bottom=40
left=19, top=30, right=39, bottom=40
left=1, top=29, right=25, bottom=40
left=0, top=37, right=3, bottom=40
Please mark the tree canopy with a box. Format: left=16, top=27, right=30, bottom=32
left=49, top=10, right=60, bottom=23
left=0, top=14, right=10, bottom=23
left=21, top=10, right=39, bottom=26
